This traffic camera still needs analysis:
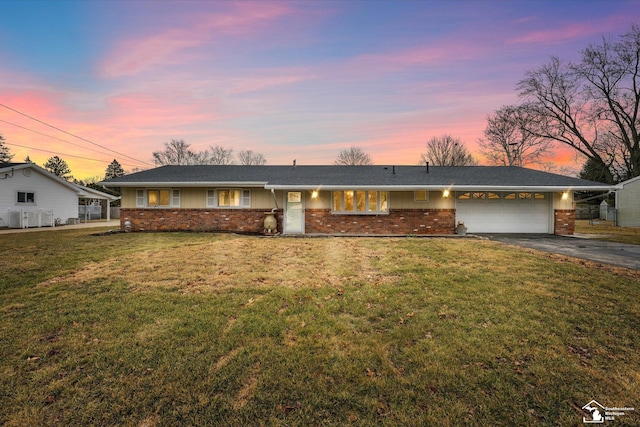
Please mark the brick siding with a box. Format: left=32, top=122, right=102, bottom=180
left=554, top=209, right=575, bottom=235
left=121, top=208, right=456, bottom=235
left=121, top=208, right=283, bottom=233
left=305, top=209, right=456, bottom=234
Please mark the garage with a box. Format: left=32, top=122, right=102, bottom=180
left=455, top=191, right=551, bottom=233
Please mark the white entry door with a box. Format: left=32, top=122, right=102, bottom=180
left=284, top=191, right=304, bottom=234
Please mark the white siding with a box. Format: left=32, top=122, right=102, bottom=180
left=0, top=167, right=79, bottom=227
left=617, top=177, right=640, bottom=227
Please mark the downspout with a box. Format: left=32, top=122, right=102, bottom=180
left=270, top=188, right=279, bottom=212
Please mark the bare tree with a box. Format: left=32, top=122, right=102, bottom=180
left=153, top=139, right=204, bottom=165
left=420, top=135, right=477, bottom=166
left=334, top=146, right=373, bottom=165
left=207, top=145, right=235, bottom=165
left=238, top=150, right=266, bottom=165
left=517, top=24, right=640, bottom=183
left=479, top=105, right=555, bottom=167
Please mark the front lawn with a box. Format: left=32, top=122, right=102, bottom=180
left=575, top=220, right=640, bottom=245
left=1, top=229, right=638, bottom=426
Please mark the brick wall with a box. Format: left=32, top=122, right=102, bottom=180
left=305, top=209, right=456, bottom=234
left=554, top=209, right=575, bottom=235
left=121, top=208, right=283, bottom=233
left=121, top=208, right=456, bottom=234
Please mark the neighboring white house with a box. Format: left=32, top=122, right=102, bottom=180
left=616, top=175, right=640, bottom=227
left=0, top=162, right=118, bottom=228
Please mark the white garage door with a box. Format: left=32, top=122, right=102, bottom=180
left=455, top=191, right=550, bottom=233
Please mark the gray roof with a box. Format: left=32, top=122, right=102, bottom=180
left=101, top=165, right=613, bottom=191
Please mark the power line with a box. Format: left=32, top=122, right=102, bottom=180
left=0, top=103, right=154, bottom=166
left=0, top=119, right=138, bottom=163
left=5, top=142, right=146, bottom=168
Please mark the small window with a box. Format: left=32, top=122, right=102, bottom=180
left=472, top=192, right=486, bottom=200
left=414, top=190, right=428, bottom=202
left=333, top=191, right=342, bottom=211
left=17, top=191, right=35, bottom=204
left=216, top=189, right=250, bottom=208
left=344, top=191, right=354, bottom=211
left=136, top=189, right=144, bottom=207
left=356, top=191, right=366, bottom=212
left=457, top=192, right=471, bottom=200
left=504, top=192, right=516, bottom=200
left=146, top=189, right=176, bottom=207
left=519, top=192, right=532, bottom=200
left=487, top=192, right=500, bottom=200
left=534, top=193, right=546, bottom=199
left=367, top=192, right=377, bottom=212
left=379, top=192, right=388, bottom=212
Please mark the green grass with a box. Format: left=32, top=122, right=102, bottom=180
left=1, top=229, right=639, bottom=426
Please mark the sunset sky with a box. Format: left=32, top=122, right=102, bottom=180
left=0, top=0, right=638, bottom=179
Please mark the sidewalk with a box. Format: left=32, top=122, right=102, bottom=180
left=0, top=220, right=120, bottom=235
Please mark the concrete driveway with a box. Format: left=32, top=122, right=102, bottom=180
left=484, top=234, right=640, bottom=271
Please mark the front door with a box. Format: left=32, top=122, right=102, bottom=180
left=284, top=191, right=304, bottom=234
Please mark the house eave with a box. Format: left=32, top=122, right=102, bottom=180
left=265, top=184, right=615, bottom=192
left=101, top=181, right=268, bottom=188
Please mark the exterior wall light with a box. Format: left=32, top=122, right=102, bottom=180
left=443, top=189, right=450, bottom=198
left=561, top=191, right=569, bottom=200
left=311, top=190, right=319, bottom=199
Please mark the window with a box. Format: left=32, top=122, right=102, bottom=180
left=140, top=189, right=180, bottom=207
left=534, top=193, right=546, bottom=199
left=332, top=190, right=388, bottom=214
left=487, top=192, right=501, bottom=200
left=213, top=189, right=251, bottom=208
left=457, top=192, right=471, bottom=200
left=472, top=192, right=486, bottom=200
left=148, top=189, right=170, bottom=207
left=17, top=191, right=35, bottom=204
left=519, top=192, right=532, bottom=200
left=414, top=190, right=429, bottom=202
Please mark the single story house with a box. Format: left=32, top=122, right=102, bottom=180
left=101, top=164, right=613, bottom=235
left=615, top=175, right=640, bottom=227
left=0, top=162, right=119, bottom=228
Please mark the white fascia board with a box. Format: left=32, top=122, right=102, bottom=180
left=102, top=181, right=268, bottom=187
left=448, top=185, right=614, bottom=192
left=265, top=184, right=615, bottom=192
left=265, top=185, right=448, bottom=191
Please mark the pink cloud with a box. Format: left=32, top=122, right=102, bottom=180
left=506, top=16, right=629, bottom=45
left=98, top=2, right=294, bottom=78
left=342, top=41, right=484, bottom=77
left=226, top=70, right=318, bottom=94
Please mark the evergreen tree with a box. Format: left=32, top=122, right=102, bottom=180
left=0, top=133, right=14, bottom=163
left=105, top=159, right=125, bottom=180
left=43, top=156, right=72, bottom=180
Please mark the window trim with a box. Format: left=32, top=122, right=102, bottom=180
left=209, top=188, right=251, bottom=208
left=331, top=190, right=388, bottom=214
left=137, top=188, right=180, bottom=208
left=414, top=190, right=429, bottom=202
left=17, top=191, right=36, bottom=205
